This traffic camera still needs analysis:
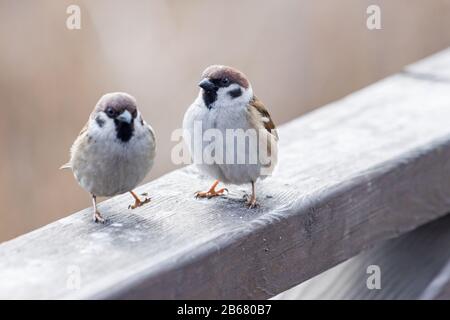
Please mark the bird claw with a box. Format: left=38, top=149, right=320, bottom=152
left=244, top=195, right=259, bottom=209
left=93, top=211, right=106, bottom=223
left=195, top=188, right=228, bottom=199
left=246, top=201, right=259, bottom=209
left=129, top=197, right=151, bottom=210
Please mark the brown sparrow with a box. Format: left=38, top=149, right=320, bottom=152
left=183, top=65, right=278, bottom=208
left=61, top=92, right=156, bottom=222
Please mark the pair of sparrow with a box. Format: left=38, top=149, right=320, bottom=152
left=62, top=65, right=279, bottom=223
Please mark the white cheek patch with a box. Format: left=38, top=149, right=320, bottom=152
left=95, top=114, right=106, bottom=128
left=138, top=112, right=145, bottom=126
left=131, top=111, right=149, bottom=139
left=89, top=113, right=116, bottom=141
left=226, top=83, right=242, bottom=96
left=216, top=87, right=230, bottom=103
left=215, top=84, right=253, bottom=108
left=137, top=111, right=146, bottom=127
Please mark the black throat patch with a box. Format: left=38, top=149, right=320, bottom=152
left=202, top=90, right=217, bottom=109
left=114, top=120, right=134, bottom=142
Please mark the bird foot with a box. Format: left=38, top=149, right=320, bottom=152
left=245, top=195, right=259, bottom=209
left=195, top=188, right=228, bottom=199
left=93, top=211, right=106, bottom=223
left=129, top=197, right=151, bottom=210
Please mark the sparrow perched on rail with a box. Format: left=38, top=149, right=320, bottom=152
left=61, top=92, right=156, bottom=222
left=183, top=65, right=278, bottom=208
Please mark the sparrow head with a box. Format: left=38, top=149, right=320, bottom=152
left=92, top=92, right=139, bottom=143
left=198, top=65, right=253, bottom=109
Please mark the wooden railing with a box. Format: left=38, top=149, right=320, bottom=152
left=2, top=48, right=450, bottom=299
left=274, top=213, right=450, bottom=299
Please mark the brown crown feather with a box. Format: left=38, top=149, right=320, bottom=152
left=201, top=65, right=250, bottom=89
left=94, top=93, right=138, bottom=118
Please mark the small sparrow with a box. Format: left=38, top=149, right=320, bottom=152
left=183, top=65, right=278, bottom=208
left=61, top=92, right=156, bottom=222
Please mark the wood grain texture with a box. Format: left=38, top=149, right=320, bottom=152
left=274, top=214, right=450, bottom=300
left=421, top=259, right=450, bottom=300
left=3, top=49, right=450, bottom=299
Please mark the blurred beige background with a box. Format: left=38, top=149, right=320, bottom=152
left=1, top=0, right=450, bottom=242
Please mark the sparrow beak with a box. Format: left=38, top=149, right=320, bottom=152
left=198, top=78, right=216, bottom=91
left=116, top=110, right=133, bottom=124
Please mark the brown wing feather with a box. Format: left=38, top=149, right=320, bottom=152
left=249, top=96, right=278, bottom=140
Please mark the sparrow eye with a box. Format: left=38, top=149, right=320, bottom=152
left=106, top=107, right=116, bottom=117
left=221, top=78, right=230, bottom=86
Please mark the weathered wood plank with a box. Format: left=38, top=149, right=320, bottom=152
left=404, top=47, right=450, bottom=81
left=419, top=258, right=450, bottom=300
left=274, top=214, right=450, bottom=300
left=3, top=49, right=450, bottom=299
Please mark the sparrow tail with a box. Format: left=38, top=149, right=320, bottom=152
left=59, top=163, right=72, bottom=170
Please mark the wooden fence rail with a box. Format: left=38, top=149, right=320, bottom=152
left=274, top=213, right=450, bottom=299
left=2, top=48, right=450, bottom=299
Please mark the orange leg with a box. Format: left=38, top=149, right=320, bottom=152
left=128, top=190, right=151, bottom=209
left=195, top=180, right=228, bottom=199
